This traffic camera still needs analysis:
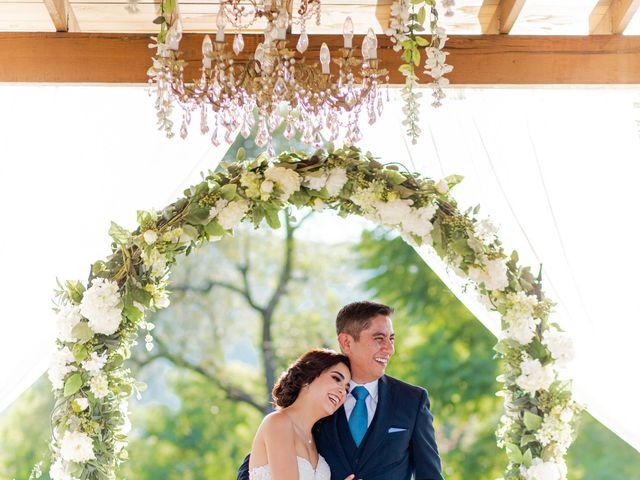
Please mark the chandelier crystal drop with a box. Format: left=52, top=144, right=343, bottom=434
left=148, top=0, right=389, bottom=149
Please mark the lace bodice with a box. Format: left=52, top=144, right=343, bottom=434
left=249, top=455, right=331, bottom=480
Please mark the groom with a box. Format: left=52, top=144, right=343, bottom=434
left=237, top=301, right=444, bottom=480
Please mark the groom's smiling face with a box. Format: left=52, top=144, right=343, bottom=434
left=339, top=314, right=395, bottom=384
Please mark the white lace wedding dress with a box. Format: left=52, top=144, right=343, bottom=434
left=249, top=455, right=331, bottom=480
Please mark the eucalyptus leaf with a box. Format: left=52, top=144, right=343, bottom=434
left=204, top=220, right=226, bottom=237
left=523, top=410, right=543, bottom=430
left=505, top=442, right=523, bottom=464
left=71, top=321, right=94, bottom=343
left=264, top=209, right=281, bottom=229
left=64, top=373, right=83, bottom=397
left=220, top=183, right=238, bottom=200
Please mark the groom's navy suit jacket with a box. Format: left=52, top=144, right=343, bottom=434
left=237, top=374, right=443, bottom=480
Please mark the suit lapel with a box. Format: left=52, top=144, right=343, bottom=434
left=326, top=406, right=353, bottom=474
left=358, top=375, right=393, bottom=467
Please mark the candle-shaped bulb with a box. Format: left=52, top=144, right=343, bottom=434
left=216, top=7, right=226, bottom=41
left=366, top=28, right=377, bottom=59
left=320, top=42, right=331, bottom=74
left=343, top=16, right=354, bottom=48
left=361, top=35, right=373, bottom=60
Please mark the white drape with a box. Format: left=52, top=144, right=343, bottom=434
left=1, top=85, right=638, bottom=454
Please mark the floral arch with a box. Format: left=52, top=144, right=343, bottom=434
left=48, top=145, right=579, bottom=480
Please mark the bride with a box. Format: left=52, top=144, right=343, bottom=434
left=248, top=349, right=355, bottom=480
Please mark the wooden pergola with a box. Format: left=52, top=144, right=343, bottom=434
left=1, top=0, right=640, bottom=84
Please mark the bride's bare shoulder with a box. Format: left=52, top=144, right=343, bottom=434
left=260, top=410, right=294, bottom=437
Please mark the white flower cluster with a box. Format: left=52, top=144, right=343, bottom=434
left=59, top=430, right=96, bottom=463
left=424, top=28, right=453, bottom=108
left=535, top=408, right=574, bottom=451
left=264, top=166, right=302, bottom=201
left=48, top=347, right=76, bottom=390
left=401, top=74, right=422, bottom=143
left=502, top=291, right=540, bottom=345
left=49, top=458, right=80, bottom=480
left=516, top=356, right=555, bottom=395
left=81, top=351, right=107, bottom=374
left=468, top=258, right=509, bottom=291
left=542, top=328, right=575, bottom=368
left=303, top=168, right=348, bottom=197
left=370, top=198, right=438, bottom=245
left=141, top=247, right=168, bottom=278
left=79, top=278, right=123, bottom=336
left=385, top=0, right=410, bottom=52
left=208, top=197, right=252, bottom=231
left=55, top=304, right=82, bottom=343
left=521, top=458, right=567, bottom=480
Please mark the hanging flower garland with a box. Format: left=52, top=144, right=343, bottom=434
left=386, top=0, right=454, bottom=144
left=46, top=146, right=579, bottom=480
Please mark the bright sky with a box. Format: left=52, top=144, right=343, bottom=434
left=1, top=84, right=639, bottom=451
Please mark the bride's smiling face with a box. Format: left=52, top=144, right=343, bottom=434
left=308, top=362, right=351, bottom=415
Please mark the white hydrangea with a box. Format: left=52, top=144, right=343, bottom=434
left=468, top=258, right=509, bottom=291
left=350, top=184, right=381, bottom=211
left=216, top=199, right=250, bottom=230
left=49, top=458, right=79, bottom=480
left=48, top=347, right=77, bottom=390
left=264, top=166, right=301, bottom=201
left=401, top=204, right=437, bottom=239
left=325, top=168, right=348, bottom=196
left=535, top=412, right=574, bottom=451
left=542, top=328, right=575, bottom=368
left=89, top=372, right=109, bottom=399
left=373, top=198, right=413, bottom=226
left=516, top=357, right=555, bottom=395
left=521, top=458, right=566, bottom=480
left=81, top=351, right=107, bottom=375
left=79, top=278, right=123, bottom=336
left=303, top=170, right=328, bottom=191
left=56, top=304, right=83, bottom=343
left=60, top=430, right=96, bottom=463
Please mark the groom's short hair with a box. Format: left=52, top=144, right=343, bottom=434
left=336, top=301, right=394, bottom=340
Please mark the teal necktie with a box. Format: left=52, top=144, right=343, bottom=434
left=349, top=386, right=369, bottom=447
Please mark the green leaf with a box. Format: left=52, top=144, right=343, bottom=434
left=204, top=220, right=226, bottom=237
left=72, top=344, right=88, bottom=363
left=523, top=410, right=543, bottom=430
left=386, top=169, right=407, bottom=185
left=162, top=0, right=175, bottom=13
left=108, top=221, right=132, bottom=245
left=417, top=7, right=427, bottom=25
left=505, top=442, right=523, bottom=464
left=131, top=287, right=152, bottom=307
left=235, top=147, right=246, bottom=162
left=522, top=448, right=533, bottom=468
left=264, top=208, right=281, bottom=229
left=398, top=64, right=413, bottom=75
left=123, top=304, right=143, bottom=323
left=65, top=280, right=85, bottom=304
left=107, top=354, right=124, bottom=371
left=412, top=47, right=421, bottom=66
left=71, top=321, right=94, bottom=343
left=444, top=174, right=464, bottom=189
left=152, top=15, right=166, bottom=25
left=220, top=183, right=238, bottom=200
left=184, top=206, right=211, bottom=225
left=64, top=373, right=83, bottom=397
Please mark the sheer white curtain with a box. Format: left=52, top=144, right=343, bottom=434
left=1, top=85, right=639, bottom=454
left=359, top=86, right=640, bottom=452
left=0, top=86, right=225, bottom=412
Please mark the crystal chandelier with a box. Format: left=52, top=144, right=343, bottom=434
left=149, top=0, right=389, bottom=152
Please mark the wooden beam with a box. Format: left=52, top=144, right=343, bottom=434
left=480, top=0, right=526, bottom=34
left=43, top=0, right=80, bottom=32
left=1, top=33, right=640, bottom=85
left=590, top=0, right=640, bottom=34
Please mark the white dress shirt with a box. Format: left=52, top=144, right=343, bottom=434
left=344, top=379, right=379, bottom=427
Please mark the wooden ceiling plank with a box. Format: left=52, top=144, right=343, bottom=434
left=43, top=0, right=80, bottom=32
left=2, top=33, right=640, bottom=85
left=479, top=0, right=526, bottom=34
left=590, top=0, right=640, bottom=34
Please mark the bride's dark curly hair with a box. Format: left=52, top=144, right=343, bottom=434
left=272, top=349, right=350, bottom=409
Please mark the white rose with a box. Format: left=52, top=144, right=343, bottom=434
left=48, top=347, right=76, bottom=390
left=516, top=357, right=555, bottom=395
left=542, top=328, right=575, bottom=368
left=60, top=430, right=96, bottom=463
left=264, top=166, right=302, bottom=200
left=435, top=179, right=449, bottom=194
left=49, top=458, right=79, bottom=480
left=522, top=458, right=564, bottom=480
left=260, top=180, right=274, bottom=193
left=142, top=230, right=158, bottom=245
left=373, top=198, right=413, bottom=226
left=217, top=199, right=250, bottom=230
left=80, top=278, right=123, bottom=336
left=401, top=204, right=437, bottom=238
left=469, top=258, right=509, bottom=292
left=74, top=397, right=89, bottom=411
left=304, top=171, right=328, bottom=191
left=56, top=304, right=83, bottom=343
left=325, top=168, right=348, bottom=196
